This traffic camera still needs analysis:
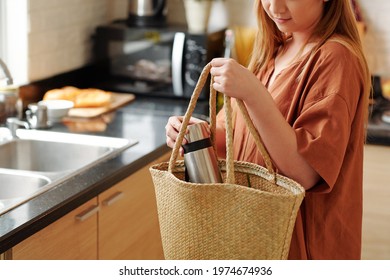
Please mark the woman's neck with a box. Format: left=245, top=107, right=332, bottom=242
left=267, top=35, right=317, bottom=88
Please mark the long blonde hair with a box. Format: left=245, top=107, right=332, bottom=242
left=248, top=0, right=371, bottom=123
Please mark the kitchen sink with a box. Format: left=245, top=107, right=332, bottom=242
left=0, top=128, right=137, bottom=215
left=0, top=170, right=51, bottom=200
left=0, top=138, right=120, bottom=172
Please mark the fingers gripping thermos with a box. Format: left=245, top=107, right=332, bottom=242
left=182, top=122, right=223, bottom=183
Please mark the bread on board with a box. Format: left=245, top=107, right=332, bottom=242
left=43, top=86, right=112, bottom=108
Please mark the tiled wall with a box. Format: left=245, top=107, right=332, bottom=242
left=28, top=0, right=108, bottom=81
left=27, top=0, right=390, bottom=82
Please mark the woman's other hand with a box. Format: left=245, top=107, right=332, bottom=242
left=165, top=116, right=205, bottom=155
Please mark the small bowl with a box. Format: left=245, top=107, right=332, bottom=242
left=38, top=100, right=74, bottom=122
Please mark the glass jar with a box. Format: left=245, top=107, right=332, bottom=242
left=0, top=85, right=21, bottom=124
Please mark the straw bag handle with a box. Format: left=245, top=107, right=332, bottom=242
left=168, top=63, right=276, bottom=183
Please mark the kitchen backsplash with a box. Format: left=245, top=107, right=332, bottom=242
left=27, top=0, right=390, bottom=82
left=28, top=0, right=107, bottom=81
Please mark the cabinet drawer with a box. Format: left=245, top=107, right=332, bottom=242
left=12, top=198, right=98, bottom=260
left=98, top=152, right=169, bottom=259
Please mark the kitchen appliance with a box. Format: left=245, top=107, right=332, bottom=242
left=366, top=76, right=390, bottom=145
left=128, top=0, right=167, bottom=27
left=93, top=22, right=225, bottom=99
left=26, top=103, right=50, bottom=129
left=183, top=122, right=222, bottom=183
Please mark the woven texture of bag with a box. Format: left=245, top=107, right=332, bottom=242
left=150, top=64, right=305, bottom=260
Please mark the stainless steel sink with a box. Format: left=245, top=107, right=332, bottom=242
left=0, top=128, right=137, bottom=215
left=0, top=139, right=117, bottom=172
left=0, top=170, right=51, bottom=200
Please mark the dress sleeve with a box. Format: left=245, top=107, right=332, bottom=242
left=294, top=94, right=352, bottom=192
left=293, top=45, right=363, bottom=192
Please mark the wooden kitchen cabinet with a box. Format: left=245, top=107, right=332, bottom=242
left=11, top=198, right=99, bottom=260
left=98, top=153, right=168, bottom=259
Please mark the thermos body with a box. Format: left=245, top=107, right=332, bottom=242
left=182, top=122, right=223, bottom=183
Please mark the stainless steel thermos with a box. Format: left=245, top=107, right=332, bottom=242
left=183, top=122, right=222, bottom=183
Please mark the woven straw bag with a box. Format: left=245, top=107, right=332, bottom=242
left=150, top=63, right=305, bottom=260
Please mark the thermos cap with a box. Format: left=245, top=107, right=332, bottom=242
left=185, top=122, right=210, bottom=143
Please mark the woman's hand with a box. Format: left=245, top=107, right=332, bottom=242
left=210, top=58, right=263, bottom=103
left=165, top=116, right=205, bottom=155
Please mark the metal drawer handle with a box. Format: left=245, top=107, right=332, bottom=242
left=75, top=205, right=100, bottom=222
left=102, top=191, right=124, bottom=207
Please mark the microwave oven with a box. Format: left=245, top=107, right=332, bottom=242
left=93, top=22, right=226, bottom=99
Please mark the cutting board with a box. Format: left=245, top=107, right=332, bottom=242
left=68, top=93, right=135, bottom=118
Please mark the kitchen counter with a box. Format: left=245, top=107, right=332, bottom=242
left=0, top=96, right=209, bottom=253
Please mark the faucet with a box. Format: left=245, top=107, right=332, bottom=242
left=1, top=58, right=50, bottom=136
left=0, top=58, right=13, bottom=86
left=6, top=117, right=30, bottom=138
left=5, top=103, right=50, bottom=138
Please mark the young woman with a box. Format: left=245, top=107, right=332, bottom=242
left=166, top=0, right=370, bottom=259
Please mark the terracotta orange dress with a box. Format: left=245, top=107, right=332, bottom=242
left=216, top=41, right=366, bottom=259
